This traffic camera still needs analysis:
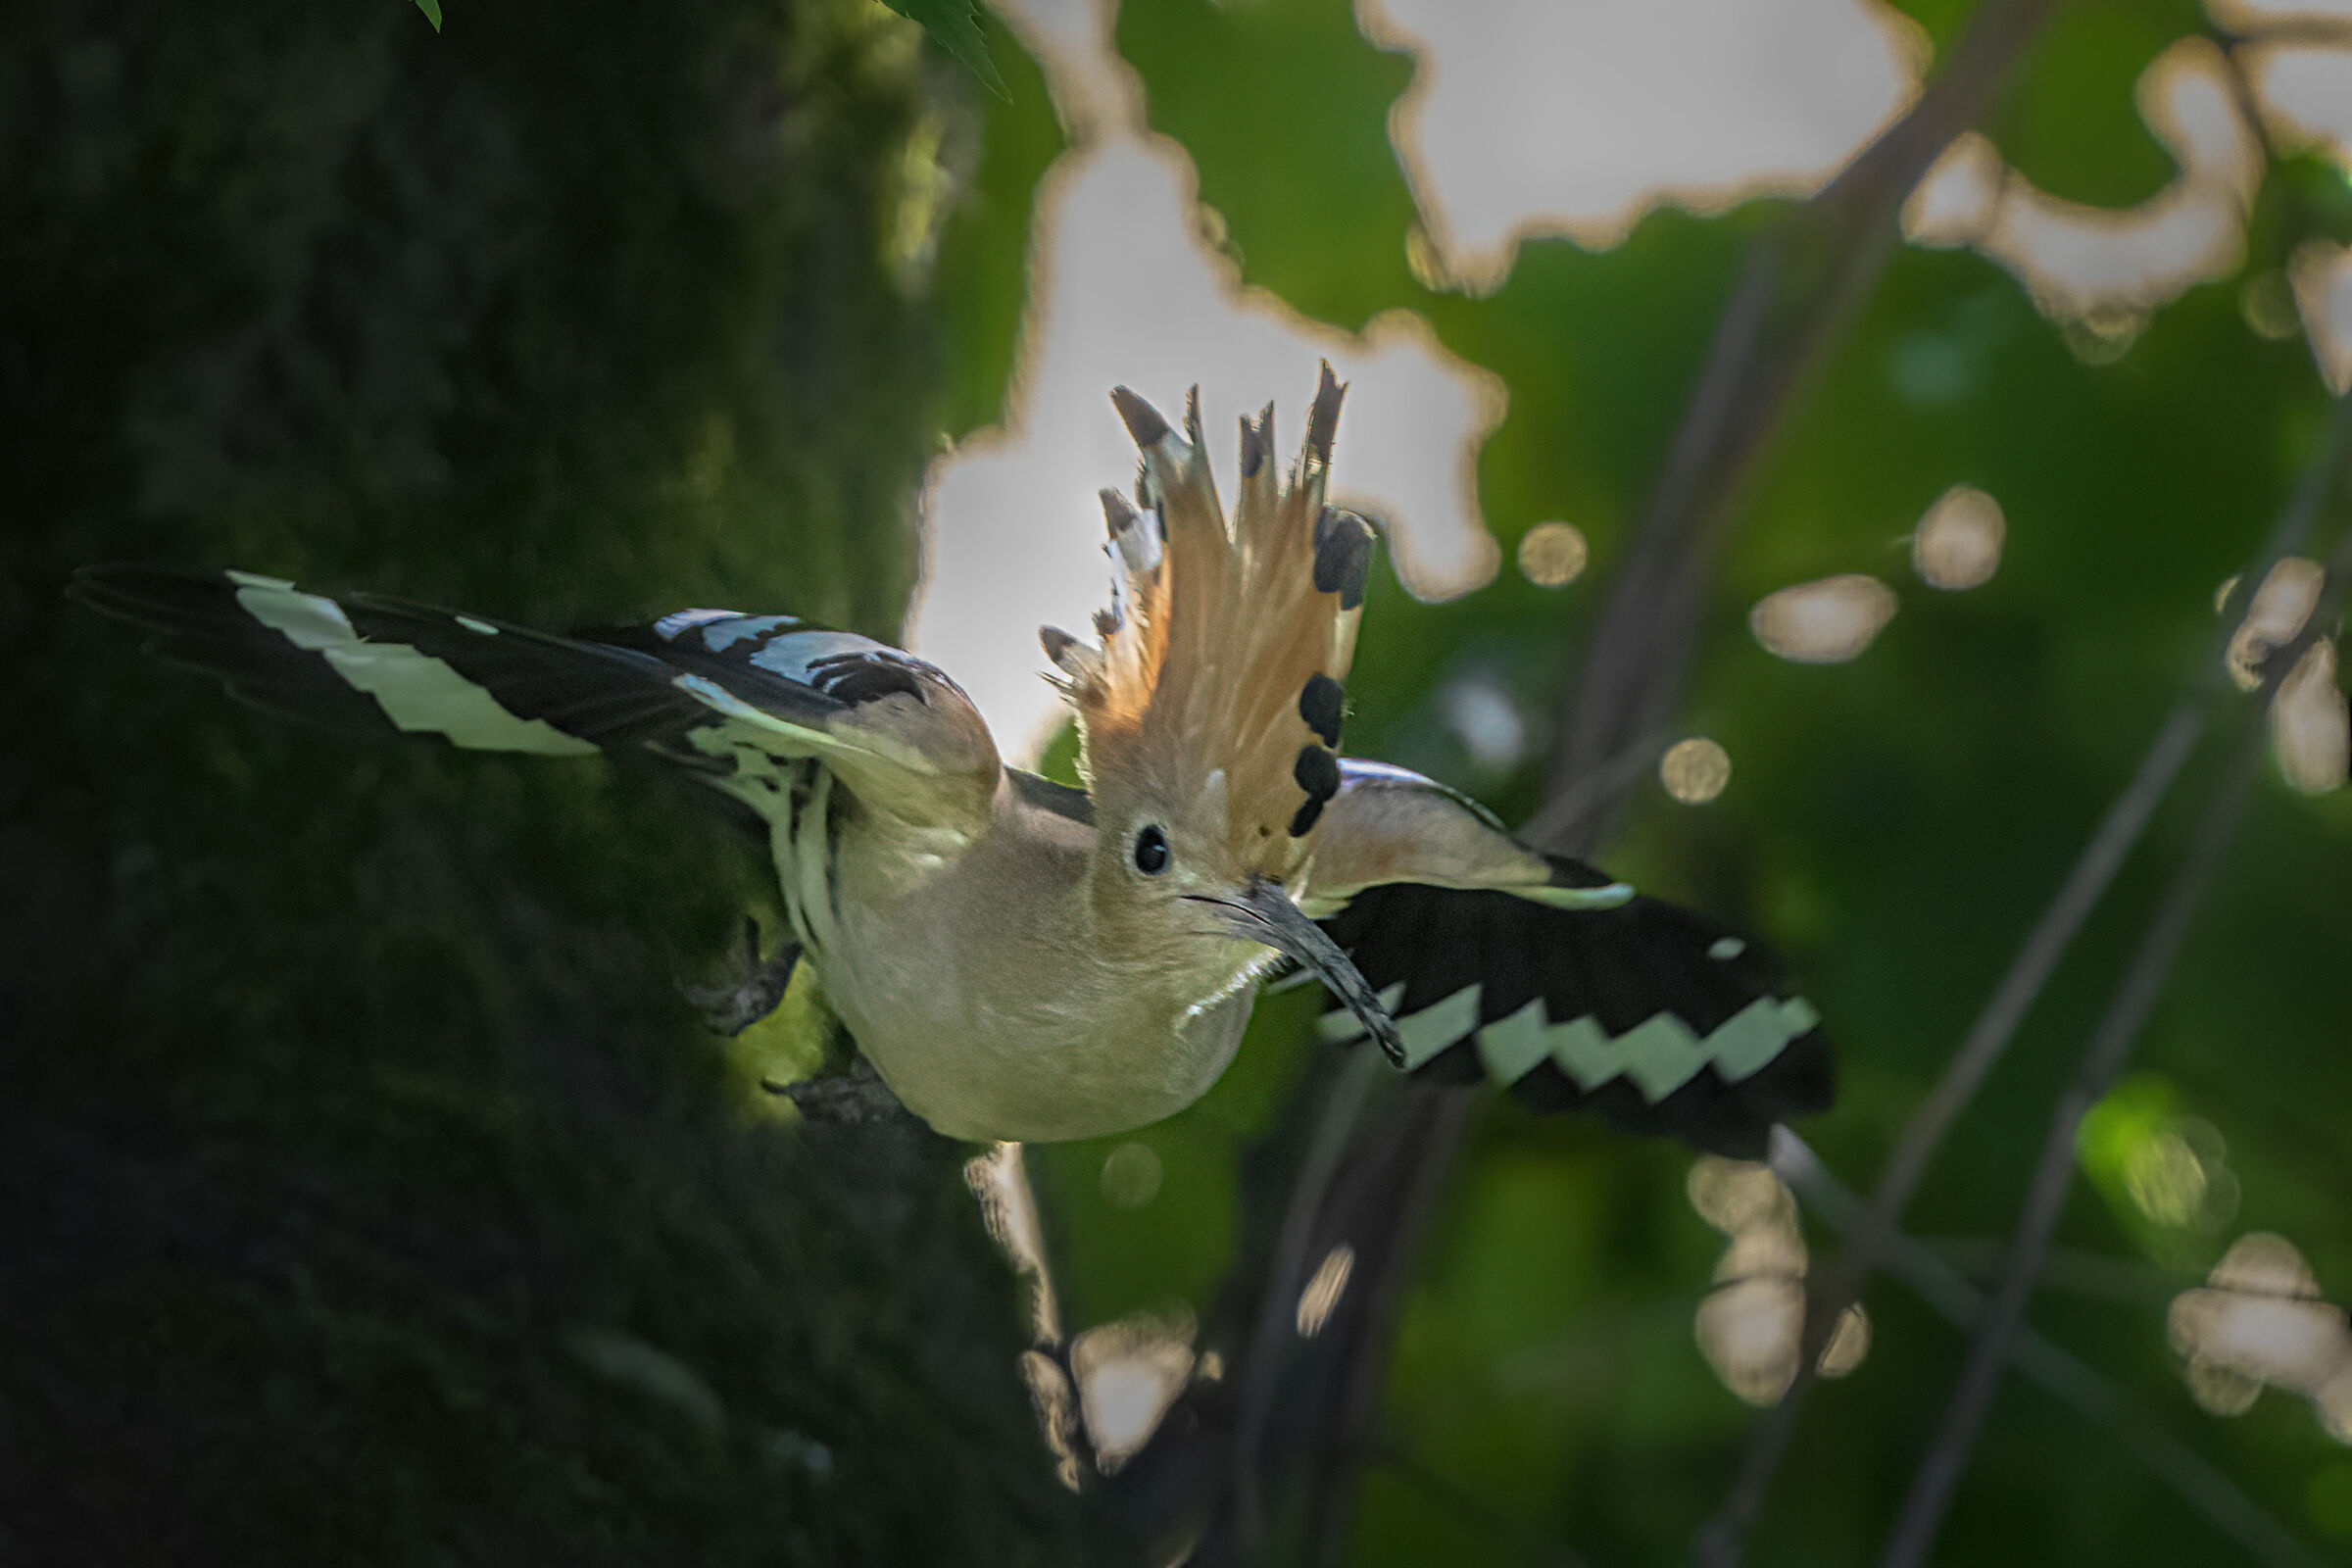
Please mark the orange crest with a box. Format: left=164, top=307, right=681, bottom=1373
left=1040, top=367, right=1375, bottom=882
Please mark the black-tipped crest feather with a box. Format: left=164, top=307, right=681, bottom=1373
left=1060, top=374, right=1378, bottom=881
left=1109, top=386, right=1170, bottom=448
left=1304, top=362, right=1345, bottom=472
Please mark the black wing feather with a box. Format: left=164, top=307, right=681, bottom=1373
left=70, top=566, right=893, bottom=758
left=71, top=565, right=389, bottom=733
left=1318, top=858, right=1832, bottom=1158
left=335, top=593, right=710, bottom=749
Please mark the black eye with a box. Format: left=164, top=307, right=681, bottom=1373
left=1132, top=824, right=1171, bottom=875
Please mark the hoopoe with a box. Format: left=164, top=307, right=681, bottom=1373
left=74, top=369, right=1828, bottom=1155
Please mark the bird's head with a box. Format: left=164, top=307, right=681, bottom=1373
left=1040, top=368, right=1403, bottom=1061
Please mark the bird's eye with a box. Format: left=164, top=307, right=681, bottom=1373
left=1132, top=824, right=1171, bottom=875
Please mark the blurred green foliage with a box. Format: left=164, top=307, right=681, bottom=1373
left=1031, top=1, right=2352, bottom=1564
left=880, top=0, right=1011, bottom=100
left=10, top=0, right=2352, bottom=1564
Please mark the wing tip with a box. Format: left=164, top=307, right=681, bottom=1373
left=1319, top=871, right=1836, bottom=1155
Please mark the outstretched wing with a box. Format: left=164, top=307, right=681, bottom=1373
left=1303, top=761, right=1830, bottom=1158
left=71, top=566, right=1001, bottom=838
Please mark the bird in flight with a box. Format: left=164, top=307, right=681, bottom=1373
left=74, top=368, right=1828, bottom=1156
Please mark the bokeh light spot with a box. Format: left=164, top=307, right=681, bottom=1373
left=2063, top=306, right=2148, bottom=366
left=2273, top=640, right=2349, bottom=795
left=1697, top=1277, right=1806, bottom=1405
left=2324, top=1368, right=2352, bottom=1445
left=1070, top=1308, right=1197, bottom=1474
left=2207, top=0, right=2352, bottom=31
left=2125, top=1129, right=2214, bottom=1228
left=1296, top=1244, right=1356, bottom=1339
left=1817, top=1303, right=1873, bottom=1379
left=1911, top=485, right=2006, bottom=590
left=2293, top=240, right=2352, bottom=395
left=2186, top=1357, right=2265, bottom=1416
left=2240, top=269, right=2304, bottom=340
left=1361, top=0, right=1926, bottom=288
left=1517, top=520, right=1590, bottom=587
left=2169, top=1232, right=2352, bottom=1442
left=2227, top=556, right=2323, bottom=690
left=1903, top=42, right=2262, bottom=330
left=1661, top=737, right=1733, bottom=804
left=1750, top=574, right=1898, bottom=662
left=1444, top=674, right=1529, bottom=771
left=1689, top=1157, right=1866, bottom=1404
left=2080, top=1079, right=2240, bottom=1256
left=1100, top=1141, right=1163, bottom=1208
left=1688, top=1156, right=1793, bottom=1236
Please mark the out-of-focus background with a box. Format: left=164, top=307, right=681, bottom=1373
left=5, top=0, right=2352, bottom=1562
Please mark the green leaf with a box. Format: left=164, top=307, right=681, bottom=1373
left=878, top=0, right=1008, bottom=99
left=413, top=0, right=442, bottom=31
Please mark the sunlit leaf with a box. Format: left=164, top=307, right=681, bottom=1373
left=877, top=0, right=1008, bottom=99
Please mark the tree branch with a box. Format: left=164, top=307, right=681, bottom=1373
left=1773, top=1133, right=2327, bottom=1568
left=1870, top=392, right=2352, bottom=1235
left=1229, top=1046, right=1382, bottom=1551
left=1880, top=713, right=2268, bottom=1565
left=1701, top=388, right=2352, bottom=1563
left=1307, top=1085, right=1477, bottom=1562
left=1877, top=428, right=2352, bottom=1568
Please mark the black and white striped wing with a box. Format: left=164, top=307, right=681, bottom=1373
left=71, top=566, right=999, bottom=837
left=1314, top=865, right=1832, bottom=1158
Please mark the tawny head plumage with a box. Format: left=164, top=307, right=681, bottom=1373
left=1041, top=366, right=1374, bottom=893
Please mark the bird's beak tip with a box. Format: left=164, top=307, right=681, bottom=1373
left=1216, top=878, right=1403, bottom=1067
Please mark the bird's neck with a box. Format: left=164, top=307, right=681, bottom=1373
left=1077, top=858, right=1269, bottom=1018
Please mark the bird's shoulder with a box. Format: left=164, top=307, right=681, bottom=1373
left=594, top=610, right=970, bottom=718
left=588, top=608, right=1000, bottom=831
left=1001, top=765, right=1095, bottom=827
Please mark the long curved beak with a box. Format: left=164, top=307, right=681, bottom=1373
left=1191, top=878, right=1404, bottom=1067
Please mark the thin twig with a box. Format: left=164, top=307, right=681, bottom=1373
left=1868, top=391, right=2352, bottom=1233
left=1702, top=390, right=2352, bottom=1562
left=1877, top=471, right=2352, bottom=1567
left=1695, top=701, right=2206, bottom=1562
left=1516, top=727, right=1672, bottom=851
left=1881, top=722, right=2269, bottom=1563
left=1773, top=1132, right=2327, bottom=1568
left=1874, top=705, right=2206, bottom=1211
left=1907, top=1236, right=2181, bottom=1308
left=1231, top=1045, right=1383, bottom=1551
left=1308, top=1085, right=1477, bottom=1563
